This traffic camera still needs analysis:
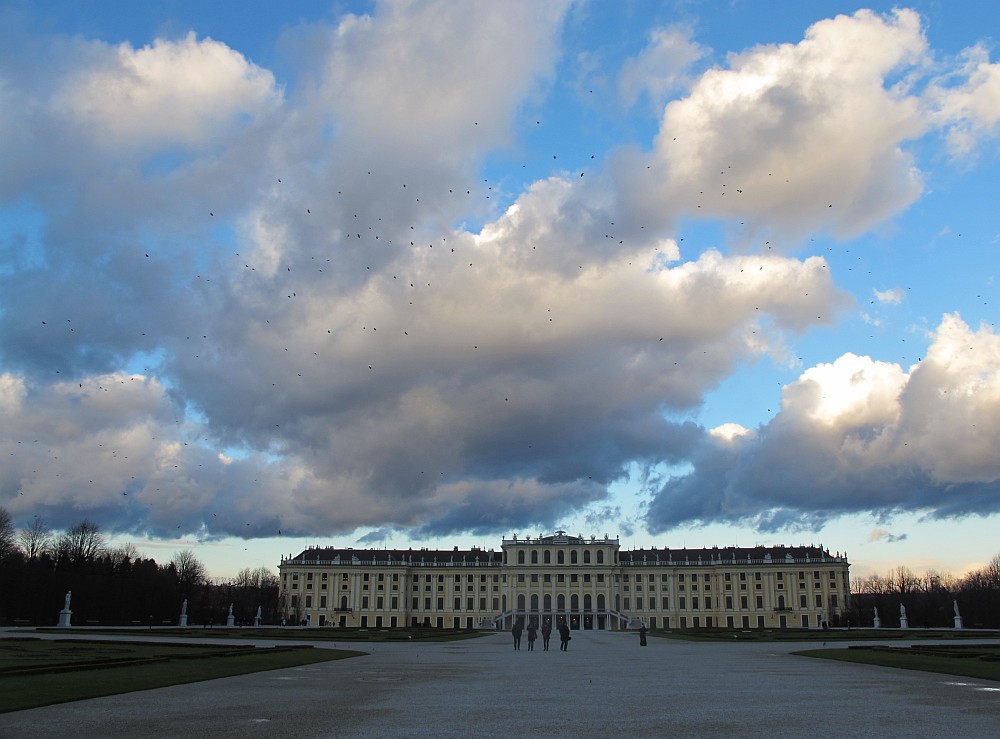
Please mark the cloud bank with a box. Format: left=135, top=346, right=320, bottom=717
left=2, top=5, right=999, bottom=543
left=647, top=314, right=1000, bottom=532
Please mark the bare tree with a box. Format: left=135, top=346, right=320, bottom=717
left=234, top=566, right=279, bottom=590
left=852, top=574, right=889, bottom=595
left=254, top=566, right=279, bottom=590
left=959, top=553, right=1000, bottom=591
left=171, top=549, right=208, bottom=588
left=19, top=517, right=52, bottom=559
left=886, top=565, right=919, bottom=594
left=107, top=542, right=140, bottom=569
left=0, top=507, right=17, bottom=561
left=984, top=553, right=1000, bottom=589
left=53, top=520, right=106, bottom=566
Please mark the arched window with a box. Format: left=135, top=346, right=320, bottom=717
left=517, top=551, right=525, bottom=564
left=544, top=550, right=551, bottom=564
left=530, top=550, right=538, bottom=564
left=517, top=594, right=526, bottom=610
left=597, top=594, right=606, bottom=610
left=557, top=551, right=565, bottom=565
left=597, top=551, right=604, bottom=564
left=584, top=594, right=592, bottom=610
left=530, top=594, right=539, bottom=611
left=583, top=550, right=591, bottom=564
left=544, top=594, right=552, bottom=611
left=778, top=595, right=786, bottom=610
left=340, top=595, right=348, bottom=610
left=570, top=550, right=578, bottom=564
left=557, top=594, right=566, bottom=611
left=571, top=594, right=579, bottom=611
left=502, top=595, right=507, bottom=611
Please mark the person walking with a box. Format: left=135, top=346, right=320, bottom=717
left=526, top=622, right=537, bottom=651
left=558, top=620, right=571, bottom=651
left=511, top=619, right=523, bottom=650
left=638, top=624, right=648, bottom=646
left=541, top=620, right=552, bottom=651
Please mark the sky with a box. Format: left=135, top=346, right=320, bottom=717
left=1, top=0, right=998, bottom=581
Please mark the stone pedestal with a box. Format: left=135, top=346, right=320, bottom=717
left=57, top=609, right=72, bottom=627
left=954, top=615, right=964, bottom=629
left=179, top=614, right=188, bottom=627
left=873, top=616, right=881, bottom=628
left=226, top=613, right=235, bottom=627
left=900, top=615, right=909, bottom=629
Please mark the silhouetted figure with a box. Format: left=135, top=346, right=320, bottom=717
left=638, top=624, right=647, bottom=646
left=512, top=620, right=523, bottom=650
left=526, top=623, right=537, bottom=650
left=558, top=621, right=571, bottom=651
left=541, top=621, right=552, bottom=651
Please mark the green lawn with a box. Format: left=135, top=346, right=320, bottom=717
left=794, top=644, right=1000, bottom=682
left=0, top=638, right=363, bottom=713
left=36, top=625, right=487, bottom=642
left=653, top=627, right=999, bottom=642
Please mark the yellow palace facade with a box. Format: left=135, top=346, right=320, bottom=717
left=278, top=531, right=849, bottom=631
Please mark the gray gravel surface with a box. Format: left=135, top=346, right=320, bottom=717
left=2, top=629, right=998, bottom=737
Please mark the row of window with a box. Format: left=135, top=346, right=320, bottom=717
left=288, top=569, right=841, bottom=583
left=292, top=592, right=840, bottom=613
left=513, top=549, right=608, bottom=565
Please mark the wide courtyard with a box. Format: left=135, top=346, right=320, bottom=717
left=1, top=629, right=998, bottom=737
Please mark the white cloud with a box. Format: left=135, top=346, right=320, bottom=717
left=926, top=44, right=1000, bottom=158
left=618, top=25, right=707, bottom=110
left=709, top=423, right=754, bottom=443
left=318, top=0, right=571, bottom=159
left=898, top=313, right=1000, bottom=483
left=53, top=32, right=281, bottom=148
left=784, top=352, right=907, bottom=428
left=874, top=287, right=905, bottom=305
left=641, top=9, right=928, bottom=241
left=868, top=527, right=907, bottom=543
left=0, top=373, right=28, bottom=414
left=648, top=313, right=1000, bottom=532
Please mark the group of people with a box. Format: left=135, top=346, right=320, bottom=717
left=511, top=619, right=572, bottom=651
left=511, top=621, right=649, bottom=650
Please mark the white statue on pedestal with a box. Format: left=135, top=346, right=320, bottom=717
left=953, top=599, right=963, bottom=629
left=899, top=603, right=909, bottom=629
left=873, top=606, right=881, bottom=629
left=179, top=599, right=188, bottom=627
left=226, top=602, right=235, bottom=627
left=58, top=590, right=73, bottom=627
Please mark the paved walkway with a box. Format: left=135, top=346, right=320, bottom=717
left=2, top=629, right=998, bottom=737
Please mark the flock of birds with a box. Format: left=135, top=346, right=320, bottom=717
left=8, top=117, right=993, bottom=544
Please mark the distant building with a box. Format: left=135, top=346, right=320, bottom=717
left=278, top=531, right=849, bottom=630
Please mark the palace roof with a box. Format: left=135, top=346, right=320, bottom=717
left=286, top=546, right=502, bottom=565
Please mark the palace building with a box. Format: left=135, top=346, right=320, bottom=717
left=278, top=531, right=849, bottom=631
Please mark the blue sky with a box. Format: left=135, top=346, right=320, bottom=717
left=1, top=1, right=998, bottom=581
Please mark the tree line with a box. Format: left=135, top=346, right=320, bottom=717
left=0, top=508, right=281, bottom=626
left=847, top=554, right=1000, bottom=629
